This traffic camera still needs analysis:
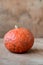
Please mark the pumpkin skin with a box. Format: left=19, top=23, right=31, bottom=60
left=4, top=27, right=34, bottom=53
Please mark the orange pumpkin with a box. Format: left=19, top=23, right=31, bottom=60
left=4, top=27, right=34, bottom=53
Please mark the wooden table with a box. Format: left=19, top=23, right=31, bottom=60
left=0, top=38, right=43, bottom=65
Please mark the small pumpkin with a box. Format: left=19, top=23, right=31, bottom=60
left=4, top=25, right=34, bottom=53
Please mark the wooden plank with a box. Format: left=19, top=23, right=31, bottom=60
left=0, top=38, right=43, bottom=65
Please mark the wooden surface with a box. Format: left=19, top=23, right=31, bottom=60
left=0, top=38, right=43, bottom=65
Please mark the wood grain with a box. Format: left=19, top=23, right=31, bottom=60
left=0, top=38, right=43, bottom=65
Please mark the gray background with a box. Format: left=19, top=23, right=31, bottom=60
left=0, top=0, right=43, bottom=38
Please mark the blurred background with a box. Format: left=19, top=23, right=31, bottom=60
left=0, top=0, right=43, bottom=38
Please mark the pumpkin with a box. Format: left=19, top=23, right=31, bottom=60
left=4, top=26, right=34, bottom=53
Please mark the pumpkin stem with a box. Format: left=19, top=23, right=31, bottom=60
left=15, top=25, right=18, bottom=29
